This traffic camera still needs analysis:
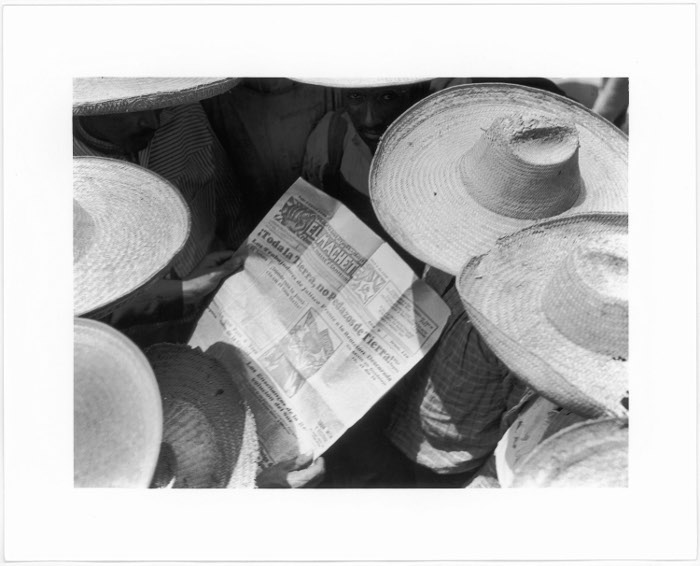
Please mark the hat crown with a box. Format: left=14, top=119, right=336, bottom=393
left=542, top=234, right=628, bottom=359
left=460, top=114, right=583, bottom=220
left=145, top=344, right=259, bottom=489
left=74, top=319, right=163, bottom=487
left=73, top=157, right=191, bottom=317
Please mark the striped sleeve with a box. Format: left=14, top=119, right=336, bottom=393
left=144, top=103, right=251, bottom=277
left=387, top=270, right=529, bottom=474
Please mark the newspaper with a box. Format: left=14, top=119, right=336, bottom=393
left=190, top=178, right=450, bottom=468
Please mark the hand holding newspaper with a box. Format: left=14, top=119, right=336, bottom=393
left=190, top=179, right=450, bottom=469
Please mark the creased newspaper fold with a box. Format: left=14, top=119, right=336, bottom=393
left=190, top=178, right=450, bottom=468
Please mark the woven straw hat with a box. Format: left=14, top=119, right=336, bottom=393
left=74, top=318, right=163, bottom=487
left=495, top=396, right=589, bottom=488
left=144, top=344, right=260, bottom=489
left=370, top=83, right=628, bottom=275
left=73, top=77, right=240, bottom=116
left=291, top=78, right=432, bottom=88
left=511, top=418, right=628, bottom=487
left=73, top=156, right=190, bottom=317
left=458, top=213, right=628, bottom=418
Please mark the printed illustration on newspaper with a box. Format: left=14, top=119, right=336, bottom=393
left=190, top=178, right=450, bottom=469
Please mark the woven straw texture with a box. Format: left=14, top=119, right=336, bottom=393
left=511, top=418, right=628, bottom=487
left=458, top=213, right=628, bottom=419
left=144, top=344, right=259, bottom=489
left=370, top=83, right=628, bottom=275
left=495, top=396, right=589, bottom=488
left=73, top=157, right=190, bottom=317
left=291, top=77, right=432, bottom=88
left=73, top=77, right=240, bottom=115
left=74, top=318, right=163, bottom=487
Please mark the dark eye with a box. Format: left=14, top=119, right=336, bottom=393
left=347, top=92, right=364, bottom=104
left=381, top=91, right=399, bottom=102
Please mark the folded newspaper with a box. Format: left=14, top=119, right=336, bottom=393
left=190, top=178, right=450, bottom=468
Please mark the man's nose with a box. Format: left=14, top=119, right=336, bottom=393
left=360, top=102, right=382, bottom=130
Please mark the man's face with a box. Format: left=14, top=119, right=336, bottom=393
left=79, top=109, right=163, bottom=153
left=343, top=85, right=428, bottom=153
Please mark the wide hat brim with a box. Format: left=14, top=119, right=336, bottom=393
left=511, top=418, right=628, bottom=487
left=458, top=213, right=628, bottom=418
left=73, top=157, right=190, bottom=317
left=495, top=396, right=589, bottom=488
left=73, top=77, right=240, bottom=116
left=290, top=77, right=433, bottom=88
left=74, top=318, right=163, bottom=487
left=144, top=344, right=259, bottom=489
left=370, top=83, right=628, bottom=275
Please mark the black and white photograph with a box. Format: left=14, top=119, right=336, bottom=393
left=72, top=74, right=630, bottom=490
left=3, top=2, right=697, bottom=563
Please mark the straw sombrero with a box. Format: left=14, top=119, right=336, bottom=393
left=511, top=418, right=628, bottom=487
left=73, top=156, right=190, bottom=318
left=370, top=83, right=628, bottom=275
left=458, top=213, right=628, bottom=418
left=495, top=396, right=589, bottom=488
left=74, top=317, right=163, bottom=487
left=73, top=77, right=240, bottom=116
left=144, top=344, right=260, bottom=488
left=290, top=78, right=432, bottom=88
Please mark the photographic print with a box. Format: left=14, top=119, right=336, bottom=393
left=72, top=75, right=629, bottom=490
left=4, top=3, right=696, bottom=563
